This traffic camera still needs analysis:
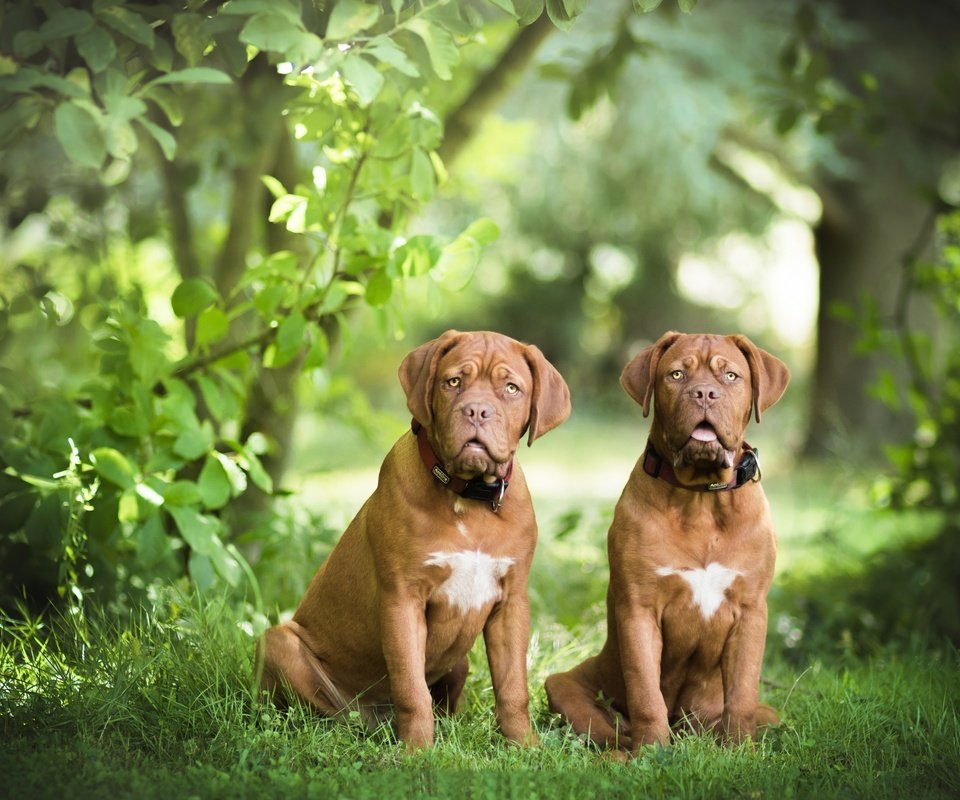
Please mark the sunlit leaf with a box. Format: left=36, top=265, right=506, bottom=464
left=632, top=0, right=664, bottom=12
left=365, top=270, right=393, bottom=307
left=91, top=447, right=136, bottom=489
left=171, top=278, right=218, bottom=318
left=327, top=0, right=381, bottom=40
left=405, top=19, right=458, bottom=80
left=75, top=26, right=117, bottom=72
left=513, top=0, right=545, bottom=25
left=341, top=54, right=384, bottom=107
left=54, top=102, right=106, bottom=169
left=97, top=6, right=155, bottom=47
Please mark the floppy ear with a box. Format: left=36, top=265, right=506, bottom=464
left=523, top=345, right=572, bottom=446
left=398, top=330, right=463, bottom=426
left=731, top=335, right=791, bottom=423
left=619, top=331, right=683, bottom=417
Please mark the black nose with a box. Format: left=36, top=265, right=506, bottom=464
left=462, top=402, right=494, bottom=422
left=688, top=384, right=721, bottom=403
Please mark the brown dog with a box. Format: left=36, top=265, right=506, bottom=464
left=258, top=330, right=570, bottom=749
left=544, top=332, right=789, bottom=753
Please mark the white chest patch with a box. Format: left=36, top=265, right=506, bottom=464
left=425, top=550, right=514, bottom=614
left=656, top=563, right=742, bottom=620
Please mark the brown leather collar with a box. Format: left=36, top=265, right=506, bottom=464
left=411, top=420, right=512, bottom=511
left=642, top=440, right=761, bottom=492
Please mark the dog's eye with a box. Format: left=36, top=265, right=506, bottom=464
left=669, top=370, right=684, bottom=381
left=725, top=371, right=739, bottom=382
left=505, top=383, right=520, bottom=395
left=446, top=377, right=461, bottom=389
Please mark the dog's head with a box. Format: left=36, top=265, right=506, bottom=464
left=620, top=332, right=789, bottom=472
left=399, top=330, right=571, bottom=481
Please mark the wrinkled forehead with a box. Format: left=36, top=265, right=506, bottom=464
left=661, top=335, right=750, bottom=373
left=436, top=334, right=532, bottom=381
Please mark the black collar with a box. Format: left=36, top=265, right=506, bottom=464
left=642, top=440, right=761, bottom=492
left=411, top=420, right=512, bottom=512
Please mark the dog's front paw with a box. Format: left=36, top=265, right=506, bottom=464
left=719, top=712, right=757, bottom=746
left=629, top=719, right=671, bottom=753
left=500, top=718, right=540, bottom=747
left=397, top=711, right=435, bottom=751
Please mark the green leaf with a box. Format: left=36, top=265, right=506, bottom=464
left=0, top=100, right=43, bottom=148
left=405, top=19, right=459, bottom=80
left=365, top=36, right=419, bottom=77
left=196, top=375, right=228, bottom=421
left=104, top=116, right=138, bottom=159
left=163, top=480, right=203, bottom=506
left=487, top=0, right=516, bottom=15
left=393, top=235, right=442, bottom=277
left=75, top=26, right=116, bottom=72
left=513, top=0, right=545, bottom=25
left=91, top=447, right=136, bottom=489
left=198, top=454, right=231, bottom=510
left=145, top=67, right=233, bottom=88
left=632, top=0, right=664, bottom=12
left=196, top=306, right=229, bottom=346
left=172, top=13, right=211, bottom=67
left=365, top=270, right=393, bottom=307
left=137, top=117, right=177, bottom=160
left=235, top=445, right=273, bottom=494
left=40, top=8, right=95, bottom=40
left=546, top=0, right=575, bottom=28
left=327, top=0, right=382, bottom=40
left=240, top=11, right=304, bottom=53
left=341, top=54, right=384, bottom=107
left=461, top=217, right=501, bottom=247
left=677, top=0, right=698, bottom=12
left=253, top=284, right=288, bottom=320
left=304, top=327, right=329, bottom=369
left=189, top=551, right=217, bottom=590
left=268, top=193, right=308, bottom=225
left=266, top=309, right=306, bottom=367
left=409, top=147, right=435, bottom=200
left=143, top=86, right=184, bottom=127
left=171, top=278, right=219, bottom=318
left=13, top=31, right=44, bottom=59
left=54, top=102, right=106, bottom=169
left=215, top=451, right=248, bottom=496
left=173, top=421, right=215, bottom=460
left=135, top=513, right=169, bottom=567
left=109, top=406, right=150, bottom=437
left=97, top=6, right=155, bottom=47
left=168, top=504, right=221, bottom=555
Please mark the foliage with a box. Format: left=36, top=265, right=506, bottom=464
left=0, top=0, right=582, bottom=611
left=1, top=589, right=958, bottom=799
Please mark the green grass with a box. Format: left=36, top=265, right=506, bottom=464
left=3, top=417, right=959, bottom=799
left=1, top=591, right=958, bottom=800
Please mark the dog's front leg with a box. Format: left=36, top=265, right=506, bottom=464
left=719, top=599, right=768, bottom=745
left=380, top=593, right=433, bottom=750
left=483, top=594, right=537, bottom=746
left=616, top=604, right=670, bottom=750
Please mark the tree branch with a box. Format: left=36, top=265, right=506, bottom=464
left=437, top=12, right=556, bottom=166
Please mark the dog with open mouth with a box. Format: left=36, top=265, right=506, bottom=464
left=545, top=331, right=789, bottom=754
left=256, top=330, right=570, bottom=750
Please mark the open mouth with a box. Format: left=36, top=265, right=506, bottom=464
left=689, top=422, right=719, bottom=443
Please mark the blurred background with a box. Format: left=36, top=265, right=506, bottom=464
left=1, top=0, right=959, bottom=659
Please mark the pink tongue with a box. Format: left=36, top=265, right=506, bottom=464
left=691, top=424, right=718, bottom=442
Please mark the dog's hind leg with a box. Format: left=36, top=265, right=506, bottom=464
left=545, top=666, right=632, bottom=751
left=256, top=621, right=352, bottom=718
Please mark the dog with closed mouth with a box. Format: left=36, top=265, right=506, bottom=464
left=257, top=330, right=571, bottom=749
left=545, top=331, right=789, bottom=753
